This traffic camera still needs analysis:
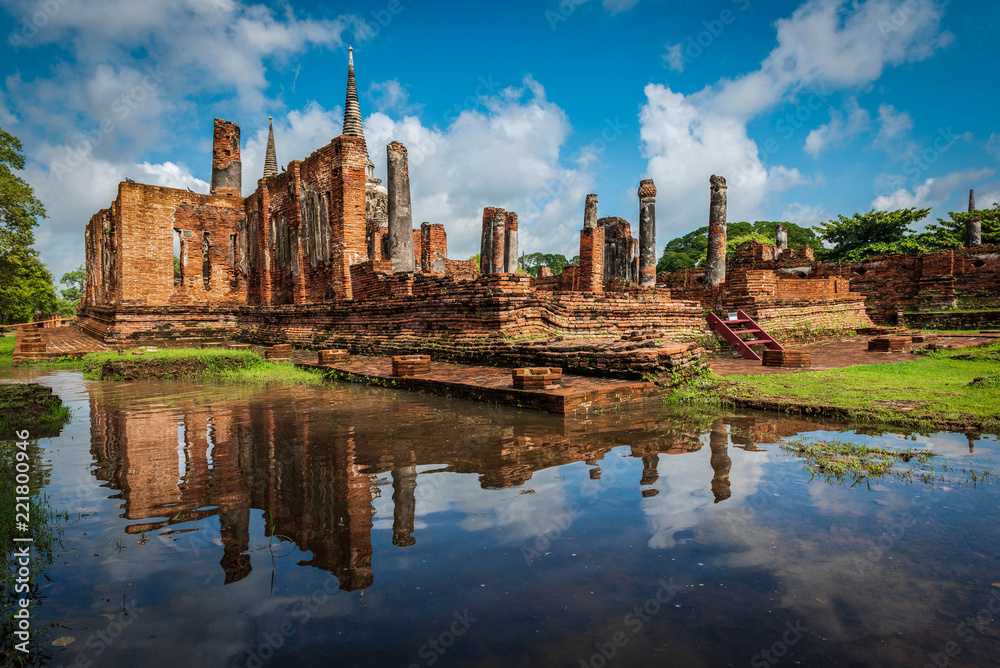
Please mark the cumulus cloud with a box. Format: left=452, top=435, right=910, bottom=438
left=870, top=167, right=995, bottom=212
left=804, top=98, right=870, bottom=156
left=782, top=202, right=828, bottom=227
left=872, top=103, right=917, bottom=160
left=639, top=0, right=950, bottom=241
left=662, top=43, right=685, bottom=73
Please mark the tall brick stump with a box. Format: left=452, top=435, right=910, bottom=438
left=392, top=355, right=430, bottom=376
left=512, top=367, right=562, bottom=390
left=319, top=349, right=350, bottom=364
left=761, top=349, right=811, bottom=368
left=265, top=344, right=293, bottom=360
left=868, top=336, right=909, bottom=352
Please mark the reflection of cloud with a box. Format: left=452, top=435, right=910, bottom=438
left=640, top=432, right=768, bottom=549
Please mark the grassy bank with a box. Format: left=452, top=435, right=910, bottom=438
left=709, top=343, right=1000, bottom=430
left=81, top=348, right=324, bottom=386
left=0, top=384, right=72, bottom=439
left=0, top=334, right=14, bottom=366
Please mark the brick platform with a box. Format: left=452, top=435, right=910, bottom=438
left=302, top=356, right=658, bottom=415
left=12, top=325, right=110, bottom=365
left=709, top=333, right=999, bottom=376
left=868, top=336, right=909, bottom=352
left=761, top=349, right=811, bottom=368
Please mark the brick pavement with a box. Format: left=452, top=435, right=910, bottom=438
left=707, top=332, right=999, bottom=376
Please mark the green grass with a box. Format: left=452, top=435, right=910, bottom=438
left=0, top=439, right=67, bottom=666
left=81, top=348, right=324, bottom=386
left=715, top=343, right=1000, bottom=429
left=780, top=439, right=938, bottom=486
left=0, top=385, right=72, bottom=440
left=0, top=335, right=15, bottom=359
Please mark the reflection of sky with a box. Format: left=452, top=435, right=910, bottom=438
left=5, top=367, right=1000, bottom=668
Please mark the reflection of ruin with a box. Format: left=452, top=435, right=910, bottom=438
left=86, top=385, right=797, bottom=590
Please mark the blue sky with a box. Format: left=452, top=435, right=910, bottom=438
left=1, top=0, right=997, bottom=280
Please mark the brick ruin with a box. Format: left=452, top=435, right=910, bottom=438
left=74, top=49, right=997, bottom=379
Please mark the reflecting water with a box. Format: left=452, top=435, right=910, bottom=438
left=5, top=368, right=1000, bottom=667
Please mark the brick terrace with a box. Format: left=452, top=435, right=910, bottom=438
left=708, top=332, right=999, bottom=376
left=298, top=355, right=659, bottom=416
left=12, top=325, right=111, bottom=363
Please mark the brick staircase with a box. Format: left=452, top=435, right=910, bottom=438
left=12, top=326, right=47, bottom=365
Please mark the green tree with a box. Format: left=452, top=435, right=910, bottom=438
left=0, top=252, right=59, bottom=323
left=60, top=265, right=85, bottom=303
left=919, top=202, right=1000, bottom=249
left=0, top=127, right=57, bottom=324
left=655, top=221, right=824, bottom=273
left=817, top=208, right=930, bottom=261
left=520, top=252, right=572, bottom=277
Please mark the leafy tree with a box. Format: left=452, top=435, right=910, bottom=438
left=1, top=127, right=45, bottom=257
left=0, top=127, right=56, bottom=324
left=0, top=252, right=58, bottom=323
left=817, top=208, right=930, bottom=261
left=655, top=221, right=824, bottom=273
left=60, top=265, right=85, bottom=303
left=520, top=252, right=573, bottom=277
left=919, top=202, right=1000, bottom=249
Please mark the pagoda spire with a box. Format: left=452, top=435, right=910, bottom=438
left=263, top=116, right=278, bottom=177
left=343, top=46, right=366, bottom=144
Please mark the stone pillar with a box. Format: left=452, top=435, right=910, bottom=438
left=776, top=224, right=788, bottom=250
left=709, top=420, right=731, bottom=503
left=391, top=465, right=417, bottom=547
left=386, top=141, right=415, bottom=273
left=210, top=118, right=241, bottom=196
left=491, top=209, right=506, bottom=273
left=638, top=179, right=656, bottom=287
left=705, top=175, right=728, bottom=288
left=584, top=194, right=598, bottom=229
left=504, top=212, right=519, bottom=273
left=578, top=225, right=604, bottom=292
left=966, top=188, right=982, bottom=247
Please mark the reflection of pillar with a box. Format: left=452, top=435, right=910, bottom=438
left=219, top=508, right=252, bottom=584
left=705, top=175, right=727, bottom=287
left=709, top=421, right=732, bottom=503
left=965, top=431, right=978, bottom=454
left=391, top=465, right=417, bottom=547
left=586, top=458, right=602, bottom=480
left=640, top=454, right=659, bottom=486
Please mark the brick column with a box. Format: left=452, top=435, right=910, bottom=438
left=386, top=141, right=415, bottom=273
left=211, top=119, right=242, bottom=197
left=480, top=207, right=506, bottom=274
left=578, top=225, right=604, bottom=293
left=491, top=210, right=506, bottom=273
left=966, top=188, right=981, bottom=247
left=705, top=174, right=727, bottom=288
left=637, top=179, right=656, bottom=287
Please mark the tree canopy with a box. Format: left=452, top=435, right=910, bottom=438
left=520, top=252, right=577, bottom=277
left=0, top=126, right=60, bottom=324
left=816, top=208, right=931, bottom=262
left=656, top=221, right=824, bottom=273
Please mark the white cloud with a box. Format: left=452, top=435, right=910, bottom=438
left=872, top=103, right=917, bottom=160
left=782, top=202, right=828, bottom=226
left=804, top=97, right=870, bottom=156
left=985, top=133, right=1000, bottom=160
left=870, top=167, right=996, bottom=213
left=639, top=0, right=950, bottom=242
left=367, top=79, right=421, bottom=116
left=662, top=43, right=685, bottom=73
left=601, top=0, right=640, bottom=13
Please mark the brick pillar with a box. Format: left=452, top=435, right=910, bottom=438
left=504, top=212, right=519, bottom=273
left=480, top=207, right=505, bottom=274
left=386, top=141, right=415, bottom=273
left=578, top=225, right=604, bottom=293
left=637, top=179, right=656, bottom=287
left=420, top=222, right=447, bottom=274
left=709, top=420, right=731, bottom=503
left=329, top=136, right=368, bottom=300
left=584, top=193, right=598, bottom=229
left=211, top=119, right=242, bottom=197
left=705, top=174, right=727, bottom=288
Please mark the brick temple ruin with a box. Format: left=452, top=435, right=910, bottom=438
left=74, top=49, right=1000, bottom=382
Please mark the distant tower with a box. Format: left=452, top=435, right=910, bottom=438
left=263, top=116, right=278, bottom=177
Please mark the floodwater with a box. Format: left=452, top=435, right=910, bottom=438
left=3, top=367, right=1000, bottom=668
